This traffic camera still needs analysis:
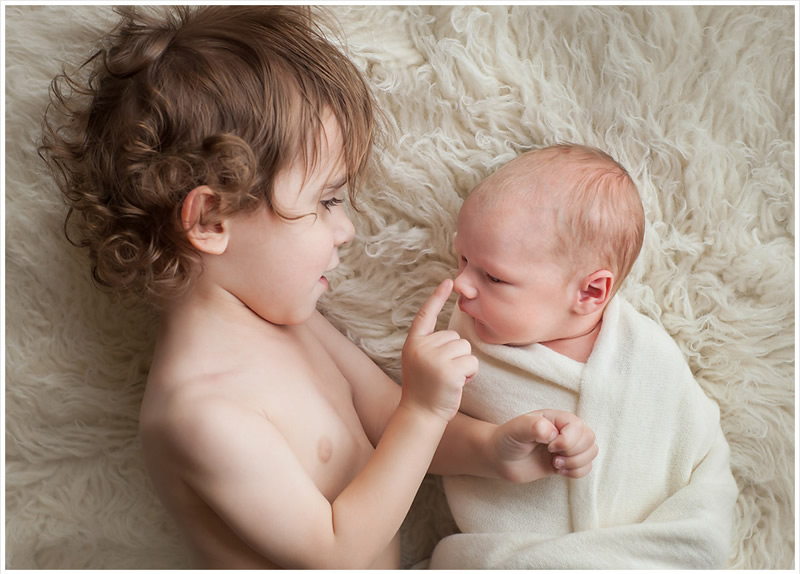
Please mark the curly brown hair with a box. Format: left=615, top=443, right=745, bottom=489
left=40, top=5, right=376, bottom=304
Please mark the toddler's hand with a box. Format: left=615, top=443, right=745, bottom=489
left=401, top=279, right=478, bottom=422
left=542, top=410, right=597, bottom=478
left=491, top=410, right=598, bottom=482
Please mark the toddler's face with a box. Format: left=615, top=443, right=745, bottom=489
left=221, top=112, right=355, bottom=326
left=453, top=196, right=575, bottom=346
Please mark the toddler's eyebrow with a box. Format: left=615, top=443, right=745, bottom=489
left=324, top=177, right=348, bottom=191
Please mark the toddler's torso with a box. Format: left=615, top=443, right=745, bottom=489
left=141, top=318, right=400, bottom=568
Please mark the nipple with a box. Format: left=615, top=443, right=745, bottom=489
left=317, top=436, right=333, bottom=463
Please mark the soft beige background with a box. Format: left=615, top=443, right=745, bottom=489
left=5, top=4, right=795, bottom=569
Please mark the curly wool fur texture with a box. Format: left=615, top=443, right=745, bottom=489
left=4, top=4, right=795, bottom=569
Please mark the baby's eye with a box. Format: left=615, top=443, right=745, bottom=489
left=487, top=274, right=502, bottom=284
left=321, top=197, right=344, bottom=211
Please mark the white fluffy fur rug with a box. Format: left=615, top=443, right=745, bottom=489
left=4, top=4, right=795, bottom=569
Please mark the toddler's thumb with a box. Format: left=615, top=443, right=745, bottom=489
left=531, top=416, right=559, bottom=444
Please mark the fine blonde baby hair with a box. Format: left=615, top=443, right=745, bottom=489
left=485, top=143, right=644, bottom=294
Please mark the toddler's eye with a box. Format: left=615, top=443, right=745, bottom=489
left=321, top=197, right=344, bottom=211
left=487, top=274, right=502, bottom=283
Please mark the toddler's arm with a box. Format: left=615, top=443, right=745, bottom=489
left=432, top=409, right=597, bottom=481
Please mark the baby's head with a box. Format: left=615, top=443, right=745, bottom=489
left=41, top=6, right=375, bottom=305
left=454, top=143, right=644, bottom=346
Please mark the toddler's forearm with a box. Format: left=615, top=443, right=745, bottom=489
left=429, top=412, right=498, bottom=478
left=321, top=404, right=448, bottom=568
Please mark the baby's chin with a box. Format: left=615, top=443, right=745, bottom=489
left=473, top=319, right=532, bottom=347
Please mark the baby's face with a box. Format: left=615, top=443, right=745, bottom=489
left=453, top=195, right=575, bottom=346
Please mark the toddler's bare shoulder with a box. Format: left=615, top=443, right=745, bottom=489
left=143, top=377, right=277, bottom=467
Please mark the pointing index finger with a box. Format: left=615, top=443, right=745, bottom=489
left=409, top=279, right=454, bottom=337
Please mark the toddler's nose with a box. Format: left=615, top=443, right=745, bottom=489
left=335, top=210, right=355, bottom=246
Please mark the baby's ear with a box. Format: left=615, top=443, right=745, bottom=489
left=181, top=185, right=229, bottom=255
left=573, top=269, right=614, bottom=315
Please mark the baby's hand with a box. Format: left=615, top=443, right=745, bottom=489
left=401, top=279, right=478, bottom=422
left=491, top=410, right=597, bottom=482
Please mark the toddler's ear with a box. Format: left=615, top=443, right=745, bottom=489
left=573, top=269, right=614, bottom=315
left=181, top=185, right=229, bottom=255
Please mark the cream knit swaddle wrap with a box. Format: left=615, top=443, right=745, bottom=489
left=431, top=296, right=738, bottom=569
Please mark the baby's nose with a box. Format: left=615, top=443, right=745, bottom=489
left=453, top=270, right=477, bottom=299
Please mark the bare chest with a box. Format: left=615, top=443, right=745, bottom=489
left=249, top=335, right=375, bottom=501
left=145, top=327, right=376, bottom=499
